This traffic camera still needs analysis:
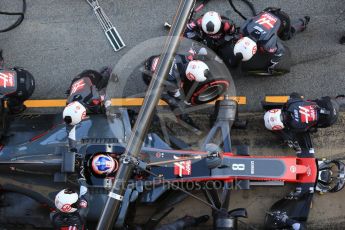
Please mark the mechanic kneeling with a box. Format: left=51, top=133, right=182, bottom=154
left=228, top=7, right=310, bottom=73
left=143, top=52, right=210, bottom=127
left=0, top=66, right=35, bottom=114
left=184, top=11, right=237, bottom=50
left=63, top=68, right=111, bottom=125
left=264, top=93, right=342, bottom=152
left=50, top=185, right=89, bottom=230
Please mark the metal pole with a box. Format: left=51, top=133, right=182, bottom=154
left=96, top=0, right=196, bottom=229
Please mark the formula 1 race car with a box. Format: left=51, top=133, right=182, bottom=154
left=0, top=95, right=344, bottom=229
left=0, top=1, right=344, bottom=229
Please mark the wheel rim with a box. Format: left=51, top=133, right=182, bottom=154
left=197, top=84, right=224, bottom=102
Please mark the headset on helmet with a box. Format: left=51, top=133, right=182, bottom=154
left=264, top=109, right=285, bottom=131
left=55, top=188, right=79, bottom=213
left=185, top=60, right=209, bottom=82
left=201, top=11, right=222, bottom=35
left=91, top=154, right=118, bottom=176
left=63, top=101, right=87, bottom=126
left=234, top=37, right=257, bottom=61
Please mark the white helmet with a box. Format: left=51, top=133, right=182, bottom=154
left=185, top=60, right=209, bottom=82
left=202, top=11, right=222, bottom=35
left=55, top=188, right=79, bottom=213
left=264, top=109, right=285, bottom=131
left=63, top=101, right=87, bottom=125
left=233, top=37, right=257, bottom=61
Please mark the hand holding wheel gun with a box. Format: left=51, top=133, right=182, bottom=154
left=62, top=67, right=112, bottom=126
left=50, top=185, right=89, bottom=230
left=142, top=46, right=229, bottom=130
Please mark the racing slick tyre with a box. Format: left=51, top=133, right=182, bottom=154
left=182, top=77, right=230, bottom=105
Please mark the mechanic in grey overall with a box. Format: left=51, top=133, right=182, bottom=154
left=184, top=11, right=237, bottom=50
left=144, top=51, right=209, bottom=100
left=0, top=50, right=35, bottom=114
left=143, top=50, right=209, bottom=127
left=230, top=7, right=310, bottom=73
left=264, top=93, right=345, bottom=153
left=50, top=184, right=89, bottom=230
left=63, top=67, right=112, bottom=126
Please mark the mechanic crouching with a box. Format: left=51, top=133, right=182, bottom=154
left=62, top=68, right=112, bottom=126
left=184, top=11, right=237, bottom=50
left=229, top=7, right=310, bottom=73
left=50, top=184, right=89, bottom=230
left=143, top=51, right=210, bottom=127
left=264, top=93, right=344, bottom=153
left=0, top=50, right=35, bottom=114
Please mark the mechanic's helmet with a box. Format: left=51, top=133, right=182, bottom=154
left=91, top=154, right=117, bottom=176
left=55, top=188, right=79, bottom=213
left=264, top=109, right=285, bottom=131
left=185, top=60, right=209, bottom=82
left=234, top=37, right=257, bottom=61
left=62, top=101, right=87, bottom=126
left=201, top=11, right=222, bottom=35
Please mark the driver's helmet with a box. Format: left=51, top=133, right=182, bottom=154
left=185, top=60, right=209, bottom=82
left=233, top=37, right=257, bottom=61
left=201, top=11, right=222, bottom=35
left=264, top=109, right=285, bottom=130
left=55, top=188, right=79, bottom=213
left=62, top=101, right=87, bottom=125
left=91, top=154, right=117, bottom=176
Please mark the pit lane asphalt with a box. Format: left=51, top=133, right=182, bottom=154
left=1, top=1, right=345, bottom=228
left=1, top=0, right=344, bottom=112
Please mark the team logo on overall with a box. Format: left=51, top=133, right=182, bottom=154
left=255, top=13, right=278, bottom=30
left=0, top=71, right=15, bottom=88
left=173, top=156, right=191, bottom=177
left=299, top=105, right=317, bottom=123
left=71, top=79, right=86, bottom=94
left=61, top=203, right=72, bottom=212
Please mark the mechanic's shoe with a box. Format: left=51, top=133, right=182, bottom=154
left=167, top=89, right=181, bottom=99
left=304, top=16, right=311, bottom=24
left=299, top=16, right=310, bottom=32
left=336, top=95, right=345, bottom=106
left=99, top=66, right=112, bottom=88
left=99, top=66, right=112, bottom=78
left=340, top=36, right=345, bottom=45
left=161, top=93, right=180, bottom=109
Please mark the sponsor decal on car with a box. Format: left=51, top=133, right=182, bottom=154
left=173, top=155, right=191, bottom=177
